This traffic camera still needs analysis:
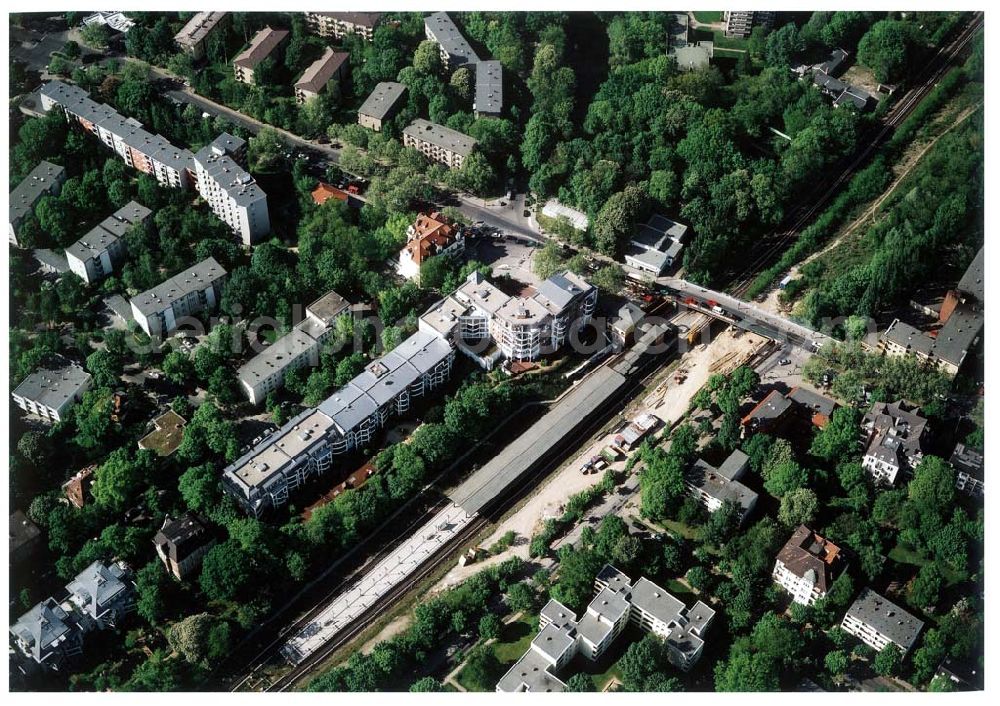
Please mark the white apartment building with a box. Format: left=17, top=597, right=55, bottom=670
left=10, top=160, right=65, bottom=246
left=223, top=330, right=455, bottom=516
left=237, top=290, right=350, bottom=405
left=12, top=359, right=93, bottom=423
left=860, top=401, right=928, bottom=486
left=402, top=118, right=477, bottom=169
left=841, top=588, right=924, bottom=656
left=174, top=11, right=229, bottom=60
left=193, top=135, right=270, bottom=246
left=398, top=212, right=464, bottom=282
left=684, top=449, right=758, bottom=522
left=497, top=564, right=715, bottom=692
left=303, top=12, right=382, bottom=41
left=419, top=270, right=597, bottom=369
left=772, top=525, right=846, bottom=606
left=65, top=201, right=151, bottom=284
left=129, top=257, right=228, bottom=339
left=39, top=81, right=194, bottom=190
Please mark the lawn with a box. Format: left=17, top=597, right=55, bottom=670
left=693, top=11, right=724, bottom=24
left=889, top=542, right=967, bottom=586
left=661, top=519, right=700, bottom=541
left=492, top=617, right=535, bottom=665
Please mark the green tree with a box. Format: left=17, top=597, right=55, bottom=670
left=857, top=20, right=918, bottom=83
left=478, top=613, right=503, bottom=640
left=778, top=488, right=819, bottom=527
left=809, top=406, right=860, bottom=462
left=563, top=673, right=595, bottom=692
left=199, top=540, right=252, bottom=602
left=909, top=563, right=943, bottom=609
left=135, top=560, right=170, bottom=625
left=409, top=677, right=445, bottom=692
left=167, top=613, right=231, bottom=667
left=413, top=40, right=443, bottom=75
left=824, top=649, right=849, bottom=679
left=873, top=643, right=903, bottom=677
left=91, top=448, right=154, bottom=511
left=178, top=463, right=221, bottom=516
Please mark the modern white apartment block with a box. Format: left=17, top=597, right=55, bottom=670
left=772, top=525, right=846, bottom=606
left=39, top=81, right=194, bottom=190
left=9, top=160, right=65, bottom=246
left=223, top=330, right=454, bottom=516
left=841, top=588, right=924, bottom=656
left=237, top=290, right=351, bottom=405
left=174, top=11, right=229, bottom=60
left=303, top=11, right=382, bottom=41
left=723, top=10, right=775, bottom=38
left=402, top=118, right=477, bottom=169
left=357, top=81, right=408, bottom=132
left=233, top=27, right=289, bottom=84
left=398, top=211, right=464, bottom=283
left=684, top=449, right=758, bottom=521
left=12, top=359, right=93, bottom=423
left=193, top=134, right=270, bottom=246
left=950, top=442, right=984, bottom=498
left=129, top=257, right=228, bottom=339
left=65, top=201, right=151, bottom=284
left=497, top=564, right=715, bottom=692
left=624, top=214, right=688, bottom=275
left=419, top=270, right=597, bottom=370
left=860, top=400, right=929, bottom=486
left=295, top=48, right=350, bottom=104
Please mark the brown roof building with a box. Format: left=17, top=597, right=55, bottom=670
left=772, top=525, right=845, bottom=606
left=62, top=465, right=97, bottom=508
left=153, top=514, right=216, bottom=580
left=295, top=48, right=350, bottom=104
left=233, top=27, right=290, bottom=84
left=311, top=182, right=349, bottom=206
left=398, top=212, right=464, bottom=283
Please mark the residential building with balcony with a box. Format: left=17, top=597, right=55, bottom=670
left=65, top=201, right=151, bottom=284
left=684, top=449, right=758, bottom=522
left=723, top=10, right=774, bottom=38
left=860, top=400, right=929, bottom=486
left=841, top=588, right=924, bottom=656
left=357, top=81, right=408, bottom=131
left=10, top=160, right=65, bottom=246
left=192, top=135, right=270, bottom=245
left=237, top=290, right=351, bottom=405
left=174, top=11, right=229, bottom=60
left=12, top=358, right=93, bottom=423
left=39, top=81, right=194, bottom=190
left=423, top=12, right=504, bottom=116
left=129, top=257, right=228, bottom=339
left=497, top=564, right=714, bottom=692
left=295, top=48, right=350, bottom=104
left=223, top=330, right=455, bottom=516
left=303, top=12, right=382, bottom=41
left=772, top=525, right=846, bottom=606
left=950, top=442, right=984, bottom=497
left=398, top=211, right=464, bottom=283
left=233, top=27, right=290, bottom=84
left=402, top=118, right=477, bottom=169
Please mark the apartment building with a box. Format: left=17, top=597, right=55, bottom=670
left=223, top=330, right=454, bottom=516
left=10, top=561, right=134, bottom=674
left=684, top=449, right=758, bottom=522
left=357, top=81, right=408, bottom=131
left=772, top=525, right=846, bottom=606
left=9, top=160, right=65, bottom=246
left=39, top=81, right=194, bottom=190
left=841, top=588, right=924, bottom=656
left=624, top=214, right=688, bottom=275
left=879, top=247, right=984, bottom=378
left=398, top=211, right=464, bottom=282
left=950, top=442, right=984, bottom=498
left=742, top=386, right=838, bottom=436
left=497, top=564, right=714, bottom=692
left=174, top=11, right=229, bottom=60
left=303, top=11, right=382, bottom=41
left=233, top=27, right=290, bottom=84
left=419, top=270, right=597, bottom=369
left=723, top=10, right=775, bottom=38
left=402, top=118, right=477, bottom=169
left=12, top=358, right=93, bottom=423
left=65, top=201, right=151, bottom=284
left=237, top=290, right=351, bottom=405
left=295, top=47, right=350, bottom=104
left=129, top=257, right=228, bottom=339
left=153, top=514, right=216, bottom=581
left=424, top=12, right=505, bottom=116
left=860, top=400, right=929, bottom=486
left=192, top=134, right=270, bottom=245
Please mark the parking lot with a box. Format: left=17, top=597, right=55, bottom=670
left=465, top=234, right=541, bottom=288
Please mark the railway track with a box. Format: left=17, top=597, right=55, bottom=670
left=726, top=12, right=983, bottom=297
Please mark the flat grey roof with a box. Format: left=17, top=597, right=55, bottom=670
left=403, top=118, right=477, bottom=157
left=194, top=144, right=266, bottom=207
left=686, top=456, right=757, bottom=511
left=846, top=588, right=924, bottom=651
left=12, top=358, right=91, bottom=410
left=210, top=132, right=246, bottom=157
left=629, top=577, right=685, bottom=625
left=358, top=81, right=408, bottom=121
left=130, top=257, right=227, bottom=317
left=10, top=160, right=64, bottom=227
left=475, top=60, right=503, bottom=114
left=450, top=364, right=627, bottom=514
left=534, top=271, right=593, bottom=314
left=958, top=247, right=984, bottom=302
left=496, top=646, right=566, bottom=693
left=424, top=12, right=477, bottom=66
left=237, top=328, right=318, bottom=383
left=307, top=290, right=350, bottom=324
left=787, top=386, right=837, bottom=418
left=66, top=201, right=150, bottom=261
left=539, top=598, right=576, bottom=627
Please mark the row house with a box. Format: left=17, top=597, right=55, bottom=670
left=295, top=47, right=350, bottom=104
left=423, top=12, right=504, bottom=116
left=357, top=81, right=408, bottom=132
left=174, top=11, right=229, bottom=60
